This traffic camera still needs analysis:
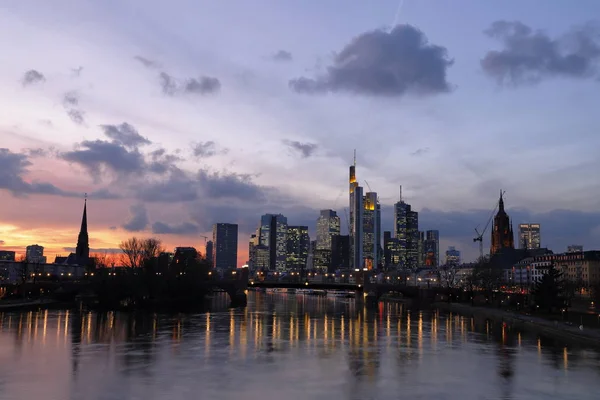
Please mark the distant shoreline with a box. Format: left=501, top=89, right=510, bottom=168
left=433, top=302, right=600, bottom=348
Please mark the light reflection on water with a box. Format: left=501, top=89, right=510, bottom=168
left=1, top=292, right=600, bottom=400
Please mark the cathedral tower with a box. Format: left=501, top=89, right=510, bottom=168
left=490, top=191, right=514, bottom=255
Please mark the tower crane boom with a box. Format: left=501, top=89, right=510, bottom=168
left=473, top=191, right=505, bottom=259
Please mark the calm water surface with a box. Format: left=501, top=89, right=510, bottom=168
left=1, top=292, right=600, bottom=400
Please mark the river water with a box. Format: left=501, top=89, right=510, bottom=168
left=1, top=292, right=600, bottom=400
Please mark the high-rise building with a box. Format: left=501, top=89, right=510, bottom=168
left=445, top=246, right=461, bottom=266
left=286, top=226, right=310, bottom=270
left=316, top=210, right=341, bottom=251
left=248, top=233, right=257, bottom=269
left=26, top=244, right=45, bottom=263
left=567, top=245, right=584, bottom=253
left=394, top=197, right=419, bottom=269
left=383, top=231, right=400, bottom=267
left=518, top=223, right=541, bottom=249
left=331, top=234, right=350, bottom=272
left=349, top=151, right=364, bottom=269
left=362, top=192, right=380, bottom=270
left=417, top=231, right=425, bottom=267
left=205, top=240, right=213, bottom=264
left=212, top=223, right=238, bottom=270
left=490, top=191, right=514, bottom=255
left=424, top=230, right=440, bottom=267
left=259, top=214, right=288, bottom=271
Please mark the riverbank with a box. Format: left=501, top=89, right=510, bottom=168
left=0, top=298, right=61, bottom=311
left=434, top=302, right=600, bottom=348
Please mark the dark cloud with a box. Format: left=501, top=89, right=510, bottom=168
left=0, top=148, right=74, bottom=197
left=24, top=147, right=54, bottom=158
left=184, top=76, right=221, bottom=94
left=134, top=56, right=159, bottom=68
left=159, top=72, right=178, bottom=95
left=159, top=72, right=221, bottom=96
left=22, top=70, right=45, bottom=86
left=271, top=50, right=293, bottom=62
left=411, top=147, right=429, bottom=156
left=192, top=141, right=217, bottom=158
left=0, top=240, right=5, bottom=245
left=66, top=109, right=85, bottom=125
left=289, top=24, right=453, bottom=96
left=100, top=123, right=151, bottom=148
left=152, top=221, right=200, bottom=235
left=87, top=189, right=122, bottom=200
left=197, top=169, right=267, bottom=201
left=148, top=148, right=182, bottom=174
left=283, top=140, right=318, bottom=158
left=63, top=92, right=79, bottom=106
left=61, top=140, right=145, bottom=181
left=481, top=21, right=600, bottom=85
left=122, top=204, right=149, bottom=232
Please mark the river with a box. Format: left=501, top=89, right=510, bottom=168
left=1, top=292, right=599, bottom=399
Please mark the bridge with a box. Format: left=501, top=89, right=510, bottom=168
left=248, top=280, right=437, bottom=305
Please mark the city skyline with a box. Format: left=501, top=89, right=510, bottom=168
left=2, top=1, right=600, bottom=265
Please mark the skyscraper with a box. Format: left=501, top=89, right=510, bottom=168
left=425, top=230, right=440, bottom=267
left=445, top=246, right=461, bottom=265
left=316, top=210, right=341, bottom=250
left=349, top=151, right=363, bottom=269
left=212, top=223, right=238, bottom=270
left=362, top=192, right=380, bottom=270
left=393, top=197, right=419, bottom=269
left=205, top=240, right=213, bottom=264
left=26, top=244, right=45, bottom=263
left=286, top=226, right=310, bottom=270
left=490, top=191, right=514, bottom=255
left=384, top=231, right=400, bottom=267
left=518, top=223, right=541, bottom=249
left=259, top=214, right=288, bottom=271
left=331, top=234, right=350, bottom=272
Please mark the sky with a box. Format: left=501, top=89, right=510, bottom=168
left=1, top=0, right=600, bottom=265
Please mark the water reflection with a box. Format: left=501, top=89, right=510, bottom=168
left=0, top=293, right=600, bottom=399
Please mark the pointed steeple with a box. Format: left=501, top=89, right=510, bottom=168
left=498, top=190, right=505, bottom=212
left=75, top=195, right=89, bottom=263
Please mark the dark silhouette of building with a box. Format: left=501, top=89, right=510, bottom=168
left=383, top=231, right=399, bottom=268
left=0, top=250, right=16, bottom=261
left=331, top=234, right=350, bottom=272
left=205, top=241, right=213, bottom=264
left=212, top=223, right=238, bottom=270
left=75, top=198, right=90, bottom=263
left=491, top=191, right=514, bottom=255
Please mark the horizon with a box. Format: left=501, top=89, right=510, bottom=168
left=1, top=0, right=600, bottom=265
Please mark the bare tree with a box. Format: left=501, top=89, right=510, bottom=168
left=119, top=237, right=164, bottom=269
left=438, top=264, right=458, bottom=289
left=91, top=251, right=119, bottom=269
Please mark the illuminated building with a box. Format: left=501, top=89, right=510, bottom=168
left=567, top=245, right=583, bottom=253
left=259, top=214, right=288, bottom=271
left=286, top=226, right=310, bottom=270
left=518, top=223, right=541, bottom=249
left=316, top=210, right=340, bottom=251
left=25, top=244, right=45, bottom=263
left=393, top=196, right=419, bottom=269
left=348, top=151, right=363, bottom=269
left=0, top=251, right=15, bottom=261
left=383, top=231, right=400, bottom=267
left=362, top=192, right=380, bottom=270
left=445, top=246, right=461, bottom=265
left=425, top=230, right=439, bottom=267
left=490, top=191, right=514, bottom=255
left=212, top=223, right=238, bottom=270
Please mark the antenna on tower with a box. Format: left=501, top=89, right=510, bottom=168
left=84, top=192, right=87, bottom=201
left=399, top=185, right=402, bottom=202
left=353, top=149, right=356, bottom=167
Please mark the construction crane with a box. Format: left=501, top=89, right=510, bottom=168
left=199, top=235, right=209, bottom=244
left=473, top=191, right=505, bottom=259
left=364, top=180, right=373, bottom=192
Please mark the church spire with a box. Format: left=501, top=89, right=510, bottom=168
left=75, top=195, right=89, bottom=263
left=498, top=190, right=504, bottom=212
